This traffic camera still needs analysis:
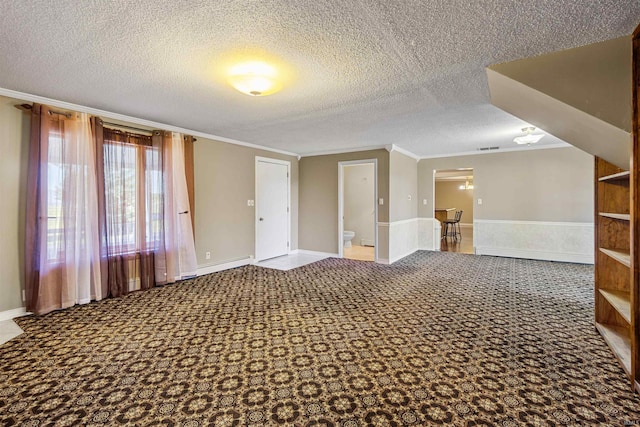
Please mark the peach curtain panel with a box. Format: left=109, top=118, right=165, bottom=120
left=25, top=105, right=103, bottom=315
left=153, top=131, right=198, bottom=283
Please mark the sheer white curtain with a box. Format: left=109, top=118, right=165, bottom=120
left=26, top=106, right=102, bottom=314
left=155, top=131, right=197, bottom=282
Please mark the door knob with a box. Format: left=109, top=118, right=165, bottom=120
left=259, top=217, right=264, bottom=221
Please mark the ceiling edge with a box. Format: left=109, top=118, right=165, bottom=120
left=300, top=145, right=388, bottom=158
left=0, top=87, right=299, bottom=158
left=419, top=142, right=572, bottom=160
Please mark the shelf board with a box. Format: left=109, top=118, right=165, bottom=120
left=599, top=289, right=631, bottom=324
left=595, top=322, right=631, bottom=376
left=600, top=248, right=631, bottom=268
left=599, top=212, right=631, bottom=221
left=599, top=171, right=630, bottom=182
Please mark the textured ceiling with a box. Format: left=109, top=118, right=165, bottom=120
left=0, top=1, right=638, bottom=157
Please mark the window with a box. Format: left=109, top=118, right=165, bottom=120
left=102, top=129, right=162, bottom=255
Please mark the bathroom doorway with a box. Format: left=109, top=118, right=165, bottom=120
left=338, top=160, right=377, bottom=261
left=434, top=168, right=474, bottom=254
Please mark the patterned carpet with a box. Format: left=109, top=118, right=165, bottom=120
left=1, top=251, right=640, bottom=426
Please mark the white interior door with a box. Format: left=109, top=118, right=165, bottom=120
left=256, top=159, right=289, bottom=261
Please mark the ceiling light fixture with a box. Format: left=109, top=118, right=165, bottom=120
left=227, top=61, right=282, bottom=96
left=459, top=180, right=474, bottom=190
left=514, top=126, right=544, bottom=145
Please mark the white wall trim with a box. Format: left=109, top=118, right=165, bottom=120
left=388, top=218, right=419, bottom=263
left=476, top=247, right=593, bottom=264
left=377, top=258, right=390, bottom=265
left=380, top=218, right=419, bottom=226
left=0, top=87, right=298, bottom=157
left=385, top=144, right=421, bottom=161
left=296, top=249, right=340, bottom=257
left=196, top=257, right=255, bottom=276
left=302, top=145, right=387, bottom=157
left=474, top=219, right=594, bottom=264
left=474, top=219, right=593, bottom=227
left=389, top=249, right=419, bottom=264
left=417, top=217, right=441, bottom=251
left=0, top=307, right=30, bottom=322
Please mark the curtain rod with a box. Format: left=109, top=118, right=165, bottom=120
left=15, top=103, right=71, bottom=118
left=102, top=121, right=154, bottom=135
left=103, top=122, right=197, bottom=140
left=15, top=103, right=196, bottom=141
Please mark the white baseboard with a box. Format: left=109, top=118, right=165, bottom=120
left=296, top=249, right=339, bottom=257
left=0, top=307, right=31, bottom=322
left=475, top=247, right=594, bottom=264
left=389, top=248, right=419, bottom=264
left=197, top=257, right=255, bottom=276
left=376, top=258, right=390, bottom=265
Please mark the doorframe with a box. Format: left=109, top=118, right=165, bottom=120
left=338, top=159, right=378, bottom=261
left=255, top=156, right=291, bottom=262
left=432, top=168, right=475, bottom=252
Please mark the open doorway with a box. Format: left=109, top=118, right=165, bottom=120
left=434, top=169, right=474, bottom=254
left=339, top=160, right=377, bottom=262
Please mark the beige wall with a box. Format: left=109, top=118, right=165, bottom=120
left=299, top=150, right=389, bottom=253
left=344, top=164, right=375, bottom=245
left=0, top=94, right=300, bottom=312
left=419, top=147, right=593, bottom=222
left=490, top=36, right=631, bottom=132
left=194, top=139, right=298, bottom=267
left=435, top=181, right=474, bottom=222
left=389, top=151, right=418, bottom=222
left=0, top=96, right=29, bottom=312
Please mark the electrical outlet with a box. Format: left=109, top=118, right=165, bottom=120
left=423, top=199, right=427, bottom=205
left=478, top=198, right=483, bottom=205
left=247, top=199, right=255, bottom=206
left=379, top=198, right=384, bottom=205
left=205, top=251, right=211, bottom=260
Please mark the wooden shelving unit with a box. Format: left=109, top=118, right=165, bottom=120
left=593, top=25, right=640, bottom=390
left=594, top=158, right=636, bottom=385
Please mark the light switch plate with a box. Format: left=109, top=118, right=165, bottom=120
left=423, top=199, right=427, bottom=205
left=379, top=198, right=384, bottom=205
left=478, top=198, right=483, bottom=205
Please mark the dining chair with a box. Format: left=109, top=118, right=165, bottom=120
left=443, top=210, right=463, bottom=240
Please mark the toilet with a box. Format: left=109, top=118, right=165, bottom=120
left=343, top=230, right=355, bottom=248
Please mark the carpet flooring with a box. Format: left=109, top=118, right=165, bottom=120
left=2, top=251, right=640, bottom=426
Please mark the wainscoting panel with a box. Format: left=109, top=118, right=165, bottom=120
left=388, top=219, right=419, bottom=264
left=418, top=218, right=440, bottom=251
left=474, top=219, right=594, bottom=264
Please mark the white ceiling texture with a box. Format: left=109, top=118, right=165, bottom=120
left=1, top=1, right=638, bottom=157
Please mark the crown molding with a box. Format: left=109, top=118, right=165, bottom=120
left=301, top=145, right=387, bottom=158
left=419, top=142, right=571, bottom=160
left=0, top=87, right=299, bottom=157
left=385, top=144, right=421, bottom=161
